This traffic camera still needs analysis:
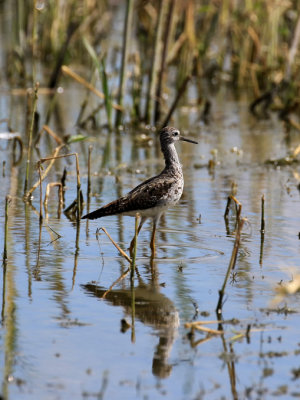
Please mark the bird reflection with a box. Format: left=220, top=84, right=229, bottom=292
left=81, top=280, right=179, bottom=379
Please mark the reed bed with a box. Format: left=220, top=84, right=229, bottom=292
left=2, top=0, right=299, bottom=127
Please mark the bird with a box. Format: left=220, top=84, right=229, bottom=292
left=82, top=126, right=198, bottom=255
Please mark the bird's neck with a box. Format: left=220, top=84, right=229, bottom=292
left=162, top=143, right=182, bottom=171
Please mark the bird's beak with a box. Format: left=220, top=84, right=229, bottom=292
left=180, top=136, right=198, bottom=144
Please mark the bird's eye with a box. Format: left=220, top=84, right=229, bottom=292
left=173, top=130, right=179, bottom=136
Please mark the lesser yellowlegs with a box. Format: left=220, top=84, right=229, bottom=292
left=82, top=126, right=198, bottom=254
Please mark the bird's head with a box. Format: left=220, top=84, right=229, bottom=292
left=159, top=126, right=198, bottom=146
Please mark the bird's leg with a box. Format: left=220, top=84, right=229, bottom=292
left=129, top=217, right=146, bottom=256
left=150, top=220, right=157, bottom=256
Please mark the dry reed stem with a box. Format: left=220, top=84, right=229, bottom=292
left=192, top=325, right=224, bottom=335
left=293, top=144, right=300, bottom=157
left=185, top=319, right=235, bottom=328
left=38, top=163, right=43, bottom=222
left=3, top=196, right=10, bottom=261
left=102, top=268, right=130, bottom=299
left=286, top=14, right=300, bottom=78
left=41, top=125, right=63, bottom=144
left=130, top=214, right=139, bottom=271
left=24, top=82, right=39, bottom=195
left=39, top=152, right=81, bottom=218
left=167, top=32, right=187, bottom=64
left=230, top=327, right=270, bottom=343
left=10, top=88, right=56, bottom=95
left=260, top=194, right=265, bottom=233
left=145, top=0, right=168, bottom=124
left=25, top=144, right=64, bottom=199
left=162, top=75, right=191, bottom=127
left=216, top=218, right=246, bottom=316
left=87, top=145, right=92, bottom=197
left=190, top=335, right=214, bottom=347
left=40, top=153, right=80, bottom=187
left=44, top=183, right=63, bottom=206
left=224, top=195, right=242, bottom=220
left=155, top=0, right=175, bottom=123
left=288, top=118, right=300, bottom=132
left=61, top=65, right=122, bottom=111
left=99, top=227, right=131, bottom=263
left=115, top=0, right=134, bottom=126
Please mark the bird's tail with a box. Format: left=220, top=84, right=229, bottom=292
left=81, top=198, right=126, bottom=220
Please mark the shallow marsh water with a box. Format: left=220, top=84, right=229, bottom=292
left=0, top=83, right=300, bottom=400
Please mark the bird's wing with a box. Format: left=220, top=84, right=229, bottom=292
left=81, top=173, right=176, bottom=220
left=125, top=173, right=176, bottom=209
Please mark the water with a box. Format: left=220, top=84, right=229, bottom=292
left=1, top=1, right=300, bottom=394
left=0, top=83, right=300, bottom=400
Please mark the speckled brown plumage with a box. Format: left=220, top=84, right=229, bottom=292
left=82, top=126, right=198, bottom=253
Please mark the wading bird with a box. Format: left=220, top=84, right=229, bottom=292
left=82, top=126, right=198, bottom=255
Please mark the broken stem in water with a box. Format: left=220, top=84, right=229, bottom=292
left=25, top=144, right=64, bottom=200
left=216, top=218, right=246, bottom=317
left=39, top=152, right=81, bottom=220
left=99, top=227, right=131, bottom=263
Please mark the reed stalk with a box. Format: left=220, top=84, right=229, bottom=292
left=39, top=153, right=81, bottom=221
left=145, top=0, right=168, bottom=124
left=115, top=0, right=134, bottom=127
left=83, top=38, right=113, bottom=129
left=24, top=82, right=39, bottom=196
left=61, top=65, right=122, bottom=111
left=38, top=162, right=43, bottom=222
left=3, top=196, right=10, bottom=261
left=260, top=194, right=265, bottom=233
left=161, top=75, right=191, bottom=127
left=32, top=0, right=38, bottom=83
left=154, top=0, right=174, bottom=124
left=25, top=144, right=64, bottom=200
left=130, top=214, right=139, bottom=274
left=87, top=145, right=92, bottom=199
left=216, top=218, right=246, bottom=317
left=99, top=227, right=131, bottom=263
left=48, top=20, right=80, bottom=88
